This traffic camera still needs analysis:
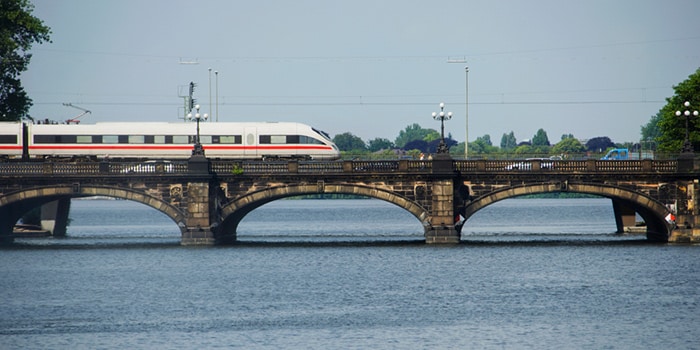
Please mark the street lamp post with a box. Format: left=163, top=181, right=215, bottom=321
left=675, top=101, right=699, bottom=154
left=187, top=104, right=208, bottom=156
left=432, top=102, right=453, bottom=155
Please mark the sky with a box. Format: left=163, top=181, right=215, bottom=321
left=22, top=0, right=700, bottom=146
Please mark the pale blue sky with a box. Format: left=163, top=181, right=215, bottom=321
left=23, top=0, right=700, bottom=145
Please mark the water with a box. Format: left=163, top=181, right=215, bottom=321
left=1, top=198, right=699, bottom=349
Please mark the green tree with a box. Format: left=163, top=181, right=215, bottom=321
left=367, top=137, right=394, bottom=152
left=532, top=128, right=550, bottom=146
left=394, top=123, right=437, bottom=148
left=640, top=111, right=662, bottom=144
left=656, top=68, right=700, bottom=153
left=500, top=131, right=517, bottom=150
left=1, top=0, right=51, bottom=121
left=552, top=137, right=585, bottom=154
left=332, top=132, right=366, bottom=152
left=470, top=134, right=498, bottom=155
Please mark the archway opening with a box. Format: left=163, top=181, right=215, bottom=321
left=460, top=193, right=645, bottom=243
left=13, top=197, right=181, bottom=246
left=235, top=195, right=425, bottom=243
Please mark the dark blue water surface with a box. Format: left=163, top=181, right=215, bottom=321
left=1, top=198, right=698, bottom=349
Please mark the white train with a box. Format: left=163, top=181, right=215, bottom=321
left=0, top=121, right=340, bottom=160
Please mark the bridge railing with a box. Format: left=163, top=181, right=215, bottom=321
left=0, top=158, right=682, bottom=176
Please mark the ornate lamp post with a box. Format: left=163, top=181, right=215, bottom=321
left=432, top=102, right=453, bottom=155
left=187, top=104, right=208, bottom=156
left=675, top=101, right=699, bottom=154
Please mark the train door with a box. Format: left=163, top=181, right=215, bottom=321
left=244, top=127, right=257, bottom=158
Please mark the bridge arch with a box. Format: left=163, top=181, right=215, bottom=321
left=0, top=185, right=186, bottom=237
left=217, top=183, right=429, bottom=241
left=462, top=182, right=674, bottom=241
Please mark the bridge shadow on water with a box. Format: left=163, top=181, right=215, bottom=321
left=3, top=235, right=655, bottom=250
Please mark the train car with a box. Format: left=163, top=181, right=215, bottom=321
left=0, top=122, right=24, bottom=158
left=1, top=121, right=340, bottom=160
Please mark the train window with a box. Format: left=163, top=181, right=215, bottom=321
left=155, top=135, right=166, bottom=144
left=103, top=135, right=119, bottom=144
left=200, top=135, right=212, bottom=144
left=34, top=135, right=76, bottom=143
left=259, top=135, right=271, bottom=144
left=76, top=135, right=92, bottom=143
left=165, top=136, right=173, bottom=144
left=286, top=135, right=300, bottom=144
left=219, top=135, right=242, bottom=144
left=129, top=135, right=145, bottom=144
left=0, top=135, right=17, bottom=143
left=300, top=136, right=324, bottom=145
left=144, top=135, right=154, bottom=144
left=92, top=135, right=102, bottom=143
left=118, top=135, right=128, bottom=144
left=173, top=135, right=188, bottom=144
left=59, top=135, right=77, bottom=143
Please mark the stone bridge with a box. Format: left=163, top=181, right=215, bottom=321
left=1, top=156, right=698, bottom=244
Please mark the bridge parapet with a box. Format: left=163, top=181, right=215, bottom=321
left=0, top=159, right=686, bottom=176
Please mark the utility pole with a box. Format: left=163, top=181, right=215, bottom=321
left=448, top=57, right=468, bottom=159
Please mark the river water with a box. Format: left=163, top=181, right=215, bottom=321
left=1, top=198, right=698, bottom=349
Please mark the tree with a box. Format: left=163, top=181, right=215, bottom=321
left=640, top=111, right=662, bottom=144
left=394, top=123, right=438, bottom=148
left=656, top=68, right=700, bottom=153
left=585, top=136, right=615, bottom=152
left=500, top=131, right=517, bottom=150
left=552, top=137, right=585, bottom=154
left=532, top=128, right=550, bottom=146
left=367, top=137, right=394, bottom=152
left=403, top=139, right=428, bottom=153
left=470, top=134, right=498, bottom=155
left=332, top=132, right=366, bottom=152
left=0, top=0, right=51, bottom=121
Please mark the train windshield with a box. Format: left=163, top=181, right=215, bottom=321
left=311, top=127, right=332, bottom=142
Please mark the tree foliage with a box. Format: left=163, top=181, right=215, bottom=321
left=585, top=136, right=615, bottom=152
left=552, top=137, right=585, bottom=154
left=332, top=132, right=366, bottom=152
left=532, top=128, right=550, bottom=146
left=656, top=68, right=700, bottom=153
left=403, top=139, right=428, bottom=153
left=500, top=131, right=517, bottom=150
left=0, top=0, right=51, bottom=121
left=367, top=137, right=394, bottom=152
left=394, top=123, right=438, bottom=148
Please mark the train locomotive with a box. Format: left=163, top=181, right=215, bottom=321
left=0, top=121, right=340, bottom=160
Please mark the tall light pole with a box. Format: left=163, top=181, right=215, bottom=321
left=187, top=104, right=208, bottom=156
left=448, top=58, right=468, bottom=159
left=208, top=68, right=212, bottom=122
left=432, top=102, right=453, bottom=155
left=215, top=70, right=219, bottom=122
left=675, top=101, right=699, bottom=154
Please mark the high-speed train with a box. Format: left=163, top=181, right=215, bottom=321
left=0, top=121, right=340, bottom=160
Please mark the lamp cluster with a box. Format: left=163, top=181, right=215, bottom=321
left=187, top=104, right=208, bottom=156
left=675, top=101, right=699, bottom=154
left=432, top=102, right=453, bottom=154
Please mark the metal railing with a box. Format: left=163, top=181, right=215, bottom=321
left=0, top=158, right=682, bottom=176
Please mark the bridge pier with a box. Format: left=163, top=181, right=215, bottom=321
left=180, top=181, right=216, bottom=245
left=669, top=178, right=700, bottom=243
left=611, top=199, right=637, bottom=233
left=40, top=198, right=71, bottom=236
left=424, top=178, right=461, bottom=244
